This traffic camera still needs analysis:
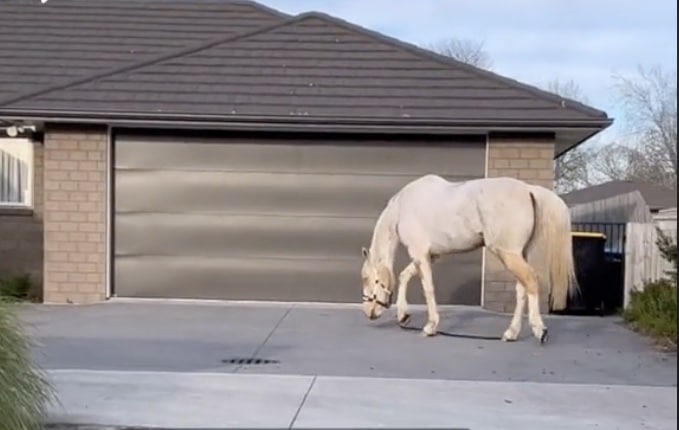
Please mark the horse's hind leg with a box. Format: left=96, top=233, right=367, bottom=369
left=502, top=281, right=527, bottom=341
left=494, top=249, right=547, bottom=343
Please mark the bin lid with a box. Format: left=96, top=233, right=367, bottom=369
left=572, top=231, right=607, bottom=239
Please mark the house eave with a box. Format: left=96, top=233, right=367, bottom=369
left=0, top=108, right=613, bottom=135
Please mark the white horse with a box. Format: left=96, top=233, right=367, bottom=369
left=360, top=174, right=578, bottom=343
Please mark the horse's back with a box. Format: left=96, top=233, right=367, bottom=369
left=392, top=175, right=484, bottom=253
left=398, top=174, right=453, bottom=192
left=394, top=175, right=531, bottom=207
left=427, top=176, right=537, bottom=248
left=471, top=176, right=531, bottom=195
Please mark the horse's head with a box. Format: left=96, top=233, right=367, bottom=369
left=360, top=247, right=394, bottom=320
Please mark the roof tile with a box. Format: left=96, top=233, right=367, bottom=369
left=3, top=12, right=610, bottom=126
left=0, top=0, right=286, bottom=103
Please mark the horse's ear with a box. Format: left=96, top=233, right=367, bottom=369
left=361, top=247, right=369, bottom=258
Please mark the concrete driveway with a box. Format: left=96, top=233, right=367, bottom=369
left=18, top=300, right=678, bottom=429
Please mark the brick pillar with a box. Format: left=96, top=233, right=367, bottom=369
left=483, top=135, right=555, bottom=314
left=42, top=124, right=108, bottom=304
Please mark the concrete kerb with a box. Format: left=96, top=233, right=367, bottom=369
left=46, top=426, right=152, bottom=430
left=42, top=370, right=677, bottom=430
left=46, top=426, right=234, bottom=430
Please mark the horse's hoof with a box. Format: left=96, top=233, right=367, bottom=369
left=397, top=313, right=411, bottom=326
left=539, top=329, right=549, bottom=345
left=422, top=323, right=437, bottom=337
left=502, top=331, right=518, bottom=342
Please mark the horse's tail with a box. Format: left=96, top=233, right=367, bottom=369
left=525, top=185, right=579, bottom=311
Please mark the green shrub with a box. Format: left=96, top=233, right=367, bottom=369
left=655, top=227, right=677, bottom=272
left=623, top=279, right=677, bottom=348
left=0, top=299, right=58, bottom=429
left=0, top=273, right=40, bottom=303
left=622, top=227, right=678, bottom=349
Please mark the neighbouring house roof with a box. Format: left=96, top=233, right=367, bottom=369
left=560, top=180, right=678, bottom=211
left=0, top=0, right=286, bottom=103
left=0, top=1, right=612, bottom=139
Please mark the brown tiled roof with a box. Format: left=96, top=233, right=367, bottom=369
left=560, top=180, right=677, bottom=211
left=0, top=0, right=286, bottom=103
left=0, top=4, right=611, bottom=130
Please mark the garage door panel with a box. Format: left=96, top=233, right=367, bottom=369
left=115, top=137, right=484, bottom=177
left=114, top=251, right=481, bottom=304
left=115, top=213, right=375, bottom=259
left=115, top=169, right=469, bottom=217
left=114, top=255, right=362, bottom=302
left=113, top=134, right=485, bottom=304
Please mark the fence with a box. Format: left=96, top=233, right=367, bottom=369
left=653, top=208, right=678, bottom=239
left=0, top=138, right=32, bottom=206
left=624, top=222, right=677, bottom=303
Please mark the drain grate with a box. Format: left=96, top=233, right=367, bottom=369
left=221, top=357, right=279, bottom=365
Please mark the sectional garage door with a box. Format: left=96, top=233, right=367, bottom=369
left=112, top=132, right=486, bottom=305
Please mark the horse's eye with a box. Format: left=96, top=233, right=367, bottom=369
left=374, top=280, right=379, bottom=284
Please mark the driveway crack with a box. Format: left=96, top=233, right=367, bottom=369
left=288, top=374, right=317, bottom=429
left=234, top=304, right=293, bottom=373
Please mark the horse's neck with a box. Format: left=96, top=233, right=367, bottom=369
left=369, top=197, right=399, bottom=268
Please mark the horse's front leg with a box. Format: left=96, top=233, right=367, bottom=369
left=414, top=256, right=440, bottom=337
left=396, top=261, right=418, bottom=325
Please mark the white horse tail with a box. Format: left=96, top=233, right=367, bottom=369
left=525, top=185, right=579, bottom=311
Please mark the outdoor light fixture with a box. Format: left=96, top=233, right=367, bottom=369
left=3, top=125, right=37, bottom=137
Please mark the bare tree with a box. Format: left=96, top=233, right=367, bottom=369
left=426, top=36, right=676, bottom=192
left=424, top=38, right=493, bottom=70
left=548, top=66, right=677, bottom=191
left=544, top=79, right=599, bottom=193
left=611, top=65, right=677, bottom=189
left=587, top=142, right=632, bottom=182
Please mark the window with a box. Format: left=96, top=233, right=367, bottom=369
left=0, top=138, right=33, bottom=208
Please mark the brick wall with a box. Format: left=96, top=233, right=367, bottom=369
left=483, top=135, right=555, bottom=314
left=42, top=124, right=108, bottom=304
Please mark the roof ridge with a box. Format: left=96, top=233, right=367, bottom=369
left=0, top=15, right=301, bottom=108
left=231, top=0, right=290, bottom=19
left=295, top=11, right=609, bottom=120
left=29, top=0, right=291, bottom=16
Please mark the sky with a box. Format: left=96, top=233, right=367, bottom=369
left=262, top=0, right=677, bottom=142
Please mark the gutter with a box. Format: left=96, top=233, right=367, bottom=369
left=0, top=108, right=614, bottom=132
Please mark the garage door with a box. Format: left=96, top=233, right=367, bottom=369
left=112, top=132, right=486, bottom=305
